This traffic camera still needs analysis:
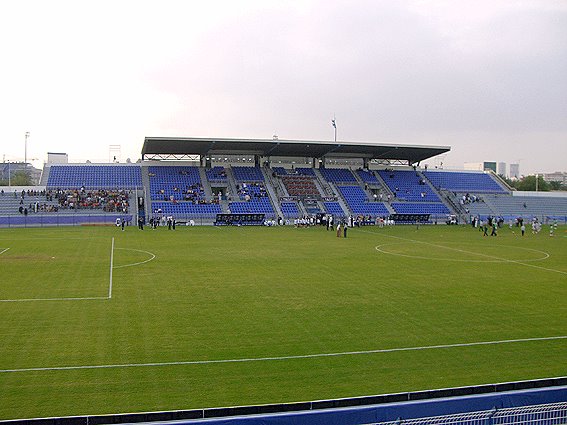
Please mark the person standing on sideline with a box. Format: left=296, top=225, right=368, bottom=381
left=121, top=218, right=125, bottom=231
left=343, top=222, right=348, bottom=238
left=490, top=222, right=497, bottom=236
left=336, top=222, right=341, bottom=237
left=521, top=223, right=525, bottom=236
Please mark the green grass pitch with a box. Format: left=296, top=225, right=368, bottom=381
left=0, top=224, right=565, bottom=420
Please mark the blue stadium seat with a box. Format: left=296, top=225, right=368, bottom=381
left=149, top=166, right=204, bottom=201
left=424, top=171, right=508, bottom=193
left=319, top=168, right=356, bottom=183
left=47, top=165, right=142, bottom=189
left=377, top=170, right=441, bottom=202
left=324, top=202, right=346, bottom=216
left=233, top=166, right=264, bottom=182
left=280, top=202, right=300, bottom=218
left=338, top=186, right=390, bottom=216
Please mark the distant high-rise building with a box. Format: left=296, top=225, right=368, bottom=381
left=497, top=162, right=507, bottom=177
left=510, top=163, right=520, bottom=179
left=543, top=172, right=567, bottom=185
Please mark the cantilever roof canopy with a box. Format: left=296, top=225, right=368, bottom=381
left=141, top=137, right=450, bottom=164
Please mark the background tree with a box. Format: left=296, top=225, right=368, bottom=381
left=1, top=170, right=33, bottom=186
left=548, top=181, right=565, bottom=191
left=515, top=175, right=550, bottom=192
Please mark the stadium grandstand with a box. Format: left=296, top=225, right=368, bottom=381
left=1, top=137, right=566, bottom=227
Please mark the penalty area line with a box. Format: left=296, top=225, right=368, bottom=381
left=1, top=335, right=566, bottom=374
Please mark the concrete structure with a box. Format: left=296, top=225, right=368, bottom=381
left=464, top=161, right=497, bottom=173
left=47, top=152, right=69, bottom=164
left=510, top=163, right=520, bottom=179
left=543, top=171, right=567, bottom=185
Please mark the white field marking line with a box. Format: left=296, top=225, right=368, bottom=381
left=1, top=335, right=566, bottom=374
left=112, top=248, right=156, bottom=269
left=360, top=229, right=567, bottom=276
left=0, top=248, right=10, bottom=256
left=0, top=297, right=108, bottom=303
left=375, top=243, right=550, bottom=263
left=0, top=237, right=106, bottom=241
left=108, top=237, right=114, bottom=299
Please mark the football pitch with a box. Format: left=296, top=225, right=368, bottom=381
left=0, top=224, right=565, bottom=420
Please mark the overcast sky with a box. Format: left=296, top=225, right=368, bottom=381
left=1, top=0, right=566, bottom=175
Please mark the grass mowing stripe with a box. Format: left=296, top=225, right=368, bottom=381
left=108, top=237, right=114, bottom=299
left=2, top=335, right=565, bottom=374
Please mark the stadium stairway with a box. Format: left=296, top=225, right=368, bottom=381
left=451, top=192, right=497, bottom=219
left=488, top=169, right=514, bottom=192
left=416, top=170, right=456, bottom=216
left=199, top=167, right=213, bottom=199
left=325, top=180, right=354, bottom=216
left=141, top=165, right=152, bottom=217
left=265, top=167, right=289, bottom=198
left=261, top=166, right=284, bottom=218
left=219, top=198, right=230, bottom=213
left=374, top=171, right=396, bottom=200
left=352, top=169, right=376, bottom=200
left=224, top=166, right=240, bottom=199
left=39, top=164, right=50, bottom=186
left=312, top=174, right=331, bottom=198
left=313, top=169, right=335, bottom=197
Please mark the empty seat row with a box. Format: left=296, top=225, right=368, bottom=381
left=47, top=165, right=142, bottom=189
left=424, top=171, right=507, bottom=193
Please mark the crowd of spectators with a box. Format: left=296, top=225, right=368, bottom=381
left=460, top=193, right=483, bottom=205
left=156, top=184, right=221, bottom=204
left=3, top=188, right=129, bottom=215
left=9, top=188, right=130, bottom=214
left=237, top=182, right=267, bottom=201
left=53, top=188, right=129, bottom=212
left=1, top=189, right=49, bottom=198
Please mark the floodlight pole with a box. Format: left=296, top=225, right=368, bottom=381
left=332, top=115, right=337, bottom=143
left=25, top=132, right=30, bottom=167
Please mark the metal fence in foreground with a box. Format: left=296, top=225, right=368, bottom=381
left=373, top=402, right=567, bottom=425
